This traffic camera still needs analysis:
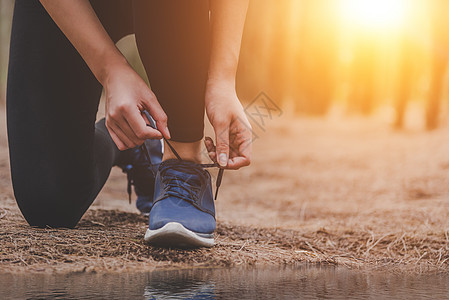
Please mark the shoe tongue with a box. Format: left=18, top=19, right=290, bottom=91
left=159, top=159, right=204, bottom=185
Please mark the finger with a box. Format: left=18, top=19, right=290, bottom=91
left=204, top=137, right=217, bottom=163
left=111, top=108, right=144, bottom=145
left=226, top=130, right=252, bottom=169
left=106, top=123, right=129, bottom=151
left=230, top=121, right=253, bottom=161
left=214, top=122, right=230, bottom=167
left=110, top=122, right=137, bottom=149
left=141, top=94, right=171, bottom=139
left=141, top=111, right=163, bottom=132
left=118, top=116, right=144, bottom=145
left=107, top=106, right=140, bottom=148
left=226, top=156, right=251, bottom=170
left=204, top=136, right=215, bottom=152
left=228, top=132, right=240, bottom=158
left=238, top=133, right=253, bottom=161
left=125, top=109, right=163, bottom=141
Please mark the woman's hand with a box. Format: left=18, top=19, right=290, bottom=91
left=38, top=1, right=170, bottom=151
left=103, top=62, right=170, bottom=150
left=206, top=0, right=249, bottom=169
left=205, top=79, right=252, bottom=169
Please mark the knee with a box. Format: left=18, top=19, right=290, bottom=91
left=21, top=208, right=79, bottom=229
left=26, top=217, right=78, bottom=229
left=16, top=198, right=81, bottom=229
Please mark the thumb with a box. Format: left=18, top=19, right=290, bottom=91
left=214, top=123, right=229, bottom=167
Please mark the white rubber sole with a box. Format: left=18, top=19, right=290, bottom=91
left=144, top=222, right=214, bottom=248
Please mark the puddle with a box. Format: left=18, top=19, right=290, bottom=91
left=1, top=265, right=449, bottom=299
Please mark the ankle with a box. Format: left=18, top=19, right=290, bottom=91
left=162, top=140, right=203, bottom=164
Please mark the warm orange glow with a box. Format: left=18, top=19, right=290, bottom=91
left=340, top=0, right=408, bottom=31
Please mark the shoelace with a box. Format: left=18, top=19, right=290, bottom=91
left=156, top=161, right=210, bottom=206
left=125, top=122, right=224, bottom=202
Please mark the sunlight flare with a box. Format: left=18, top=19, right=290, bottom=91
left=340, top=0, right=408, bottom=30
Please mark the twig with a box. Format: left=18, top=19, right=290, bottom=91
left=401, top=235, right=407, bottom=253
left=364, top=233, right=392, bottom=256
left=416, top=251, right=427, bottom=265
left=0, top=209, right=7, bottom=220
left=305, top=241, right=319, bottom=255
left=439, top=257, right=449, bottom=267
left=89, top=220, right=105, bottom=227
left=436, top=248, right=443, bottom=265
left=238, top=240, right=248, bottom=251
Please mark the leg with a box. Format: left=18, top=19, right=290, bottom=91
left=132, top=1, right=216, bottom=248
left=133, top=0, right=210, bottom=161
left=7, top=0, right=132, bottom=228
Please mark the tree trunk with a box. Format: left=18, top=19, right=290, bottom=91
left=426, top=0, right=449, bottom=130
left=394, top=37, right=414, bottom=129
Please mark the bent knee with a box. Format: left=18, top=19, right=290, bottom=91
left=17, top=200, right=81, bottom=229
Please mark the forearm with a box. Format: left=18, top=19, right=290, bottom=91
left=39, top=0, right=127, bottom=84
left=208, top=0, right=249, bottom=85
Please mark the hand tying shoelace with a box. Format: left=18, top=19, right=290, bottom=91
left=134, top=123, right=224, bottom=201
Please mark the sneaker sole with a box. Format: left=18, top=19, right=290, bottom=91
left=144, top=222, right=214, bottom=248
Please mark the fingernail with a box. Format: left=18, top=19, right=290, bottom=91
left=219, top=153, right=227, bottom=167
left=166, top=128, right=171, bottom=139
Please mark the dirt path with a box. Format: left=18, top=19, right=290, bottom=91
left=1, top=110, right=449, bottom=273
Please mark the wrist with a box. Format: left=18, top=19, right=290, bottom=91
left=206, top=76, right=236, bottom=91
left=96, top=52, right=129, bottom=86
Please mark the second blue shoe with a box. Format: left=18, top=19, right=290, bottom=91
left=118, top=138, right=162, bottom=215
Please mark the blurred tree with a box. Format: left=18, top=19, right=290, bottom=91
left=347, top=36, right=377, bottom=115
left=426, top=0, right=449, bottom=130
left=293, top=0, right=338, bottom=115
left=236, top=0, right=273, bottom=102
left=238, top=0, right=339, bottom=115
left=394, top=36, right=414, bottom=129
left=265, top=0, right=293, bottom=108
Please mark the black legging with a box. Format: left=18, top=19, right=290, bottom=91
left=6, top=0, right=210, bottom=228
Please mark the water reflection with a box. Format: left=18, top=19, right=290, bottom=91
left=1, top=265, right=449, bottom=299
left=144, top=269, right=216, bottom=299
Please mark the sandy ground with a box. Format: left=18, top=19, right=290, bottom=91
left=1, top=108, right=449, bottom=274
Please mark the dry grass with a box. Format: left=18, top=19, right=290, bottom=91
left=1, top=109, right=449, bottom=273
left=1, top=205, right=448, bottom=274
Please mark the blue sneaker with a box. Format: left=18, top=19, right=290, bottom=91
left=144, top=159, right=216, bottom=248
left=118, top=138, right=162, bottom=215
